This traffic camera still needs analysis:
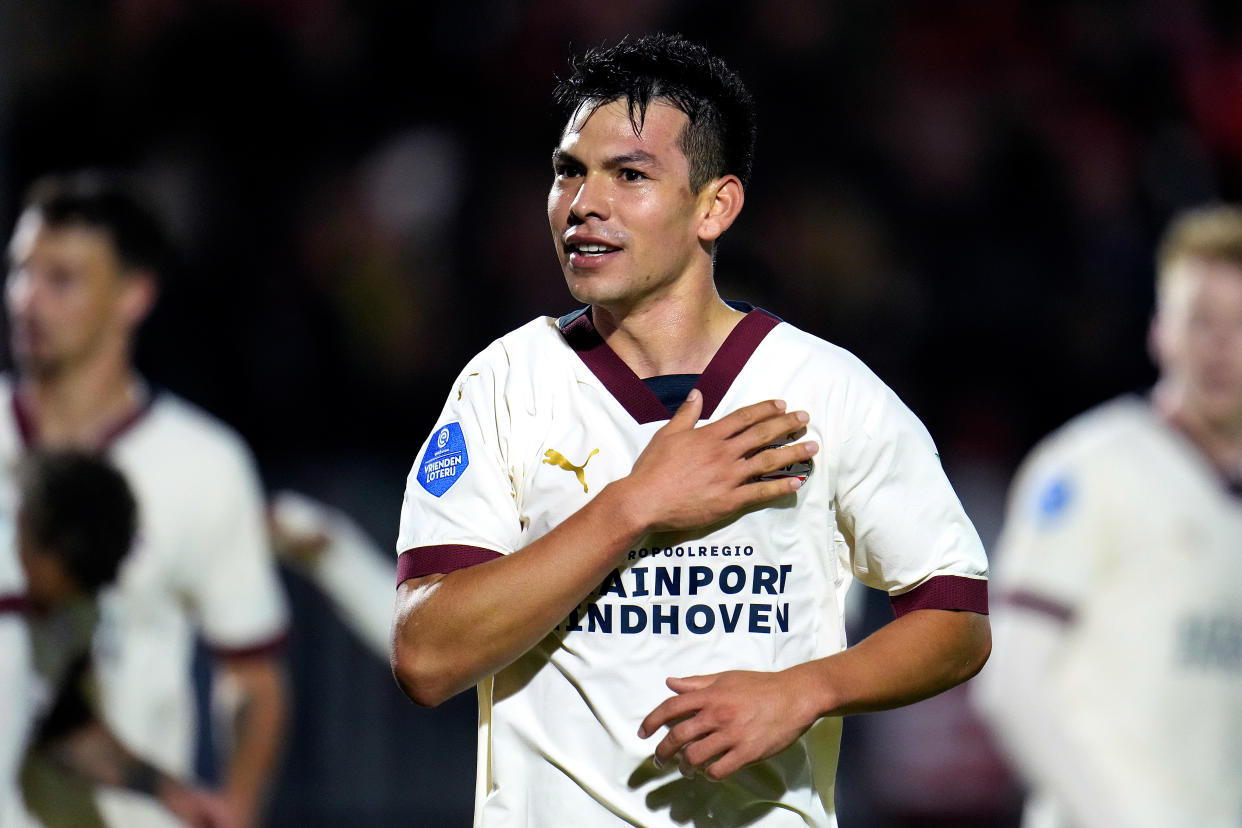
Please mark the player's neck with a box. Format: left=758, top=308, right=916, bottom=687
left=592, top=290, right=744, bottom=379
left=1152, top=381, right=1242, bottom=476
left=17, top=354, right=146, bottom=450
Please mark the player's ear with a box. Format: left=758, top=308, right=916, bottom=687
left=120, top=269, right=159, bottom=328
left=697, top=175, right=744, bottom=244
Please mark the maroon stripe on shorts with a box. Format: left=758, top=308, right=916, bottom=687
left=397, top=545, right=504, bottom=584
left=891, top=575, right=989, bottom=617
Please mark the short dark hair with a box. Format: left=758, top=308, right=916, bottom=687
left=18, top=450, right=138, bottom=595
left=553, top=33, right=757, bottom=192
left=22, top=171, right=167, bottom=277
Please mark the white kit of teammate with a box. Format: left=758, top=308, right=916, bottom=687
left=0, top=377, right=289, bottom=828
left=981, top=396, right=1242, bottom=827
left=0, top=559, right=32, bottom=825
left=397, top=307, right=989, bottom=826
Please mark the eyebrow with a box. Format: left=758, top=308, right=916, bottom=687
left=552, top=148, right=663, bottom=170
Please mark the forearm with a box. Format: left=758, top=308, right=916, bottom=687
left=393, top=478, right=648, bottom=706
left=49, top=721, right=165, bottom=793
left=802, top=608, right=991, bottom=717
left=977, top=616, right=1145, bottom=827
left=214, top=658, right=288, bottom=825
left=269, top=490, right=396, bottom=660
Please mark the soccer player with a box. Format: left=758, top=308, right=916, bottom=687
left=268, top=489, right=397, bottom=661
left=391, top=34, right=991, bottom=827
left=2, top=173, right=290, bottom=828
left=976, top=205, right=1242, bottom=827
left=10, top=449, right=231, bottom=828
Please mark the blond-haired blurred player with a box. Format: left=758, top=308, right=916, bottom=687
left=2, top=172, right=289, bottom=828
left=977, top=205, right=1242, bottom=827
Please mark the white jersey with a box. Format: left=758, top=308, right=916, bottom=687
left=990, top=396, right=1242, bottom=827
left=0, top=376, right=290, bottom=828
left=397, top=309, right=989, bottom=828
left=0, top=608, right=32, bottom=827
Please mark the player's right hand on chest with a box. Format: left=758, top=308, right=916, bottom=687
left=620, top=390, right=818, bottom=532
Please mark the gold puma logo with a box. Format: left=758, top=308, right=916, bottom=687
left=542, top=448, right=599, bottom=493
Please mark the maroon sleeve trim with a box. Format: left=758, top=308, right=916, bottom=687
left=397, top=544, right=504, bottom=584
left=209, top=631, right=290, bottom=661
left=999, top=589, right=1074, bottom=624
left=0, top=594, right=29, bottom=615
left=890, top=575, right=989, bottom=617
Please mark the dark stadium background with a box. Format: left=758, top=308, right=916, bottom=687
left=3, top=1, right=1240, bottom=825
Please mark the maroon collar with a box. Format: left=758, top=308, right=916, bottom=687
left=11, top=386, right=155, bottom=452
left=558, top=308, right=781, bottom=424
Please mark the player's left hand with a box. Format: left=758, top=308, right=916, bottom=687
left=638, top=669, right=820, bottom=780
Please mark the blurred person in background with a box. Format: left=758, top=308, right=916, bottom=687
left=267, top=489, right=396, bottom=661
left=977, top=204, right=1242, bottom=827
left=391, top=33, right=990, bottom=827
left=1, top=172, right=290, bottom=828
left=9, top=449, right=231, bottom=827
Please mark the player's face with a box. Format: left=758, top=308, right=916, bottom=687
left=548, top=99, right=710, bottom=313
left=16, top=510, right=82, bottom=611
left=1153, top=257, right=1242, bottom=427
left=5, top=210, right=141, bottom=379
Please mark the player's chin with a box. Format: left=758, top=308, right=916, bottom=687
left=563, top=274, right=618, bottom=306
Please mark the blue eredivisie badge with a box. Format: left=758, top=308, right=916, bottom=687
left=1034, top=475, right=1073, bottom=524
left=418, top=422, right=469, bottom=497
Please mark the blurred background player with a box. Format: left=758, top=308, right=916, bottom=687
left=267, top=490, right=396, bottom=661
left=12, top=448, right=231, bottom=827
left=1, top=172, right=290, bottom=828
left=977, top=204, right=1242, bottom=826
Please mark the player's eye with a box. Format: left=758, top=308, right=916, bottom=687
left=620, top=168, right=647, bottom=182
left=554, top=163, right=584, bottom=179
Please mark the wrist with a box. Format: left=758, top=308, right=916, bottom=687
left=597, top=477, right=652, bottom=540
left=788, top=658, right=845, bottom=722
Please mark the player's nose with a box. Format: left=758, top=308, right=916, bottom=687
left=568, top=173, right=610, bottom=223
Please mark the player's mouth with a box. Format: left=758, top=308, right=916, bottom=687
left=565, top=241, right=621, bottom=267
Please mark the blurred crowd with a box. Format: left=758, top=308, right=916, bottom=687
left=2, top=0, right=1240, bottom=825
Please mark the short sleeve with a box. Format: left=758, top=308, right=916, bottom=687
left=396, top=346, right=523, bottom=580
left=991, top=446, right=1106, bottom=619
left=834, top=380, right=988, bottom=614
left=189, top=441, right=290, bottom=655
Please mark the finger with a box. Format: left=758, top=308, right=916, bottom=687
left=654, top=714, right=716, bottom=767
left=745, top=440, right=819, bottom=479
left=663, top=387, right=704, bottom=432
left=666, top=674, right=715, bottom=693
left=731, top=475, right=807, bottom=507
left=701, top=743, right=751, bottom=780
left=731, top=410, right=811, bottom=455
left=703, top=399, right=788, bottom=439
left=680, top=731, right=734, bottom=776
left=638, top=693, right=701, bottom=739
